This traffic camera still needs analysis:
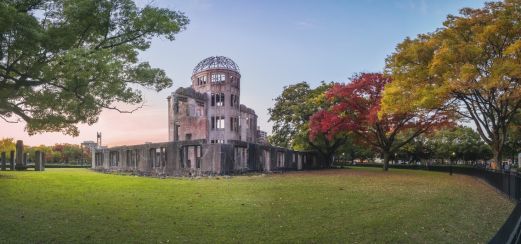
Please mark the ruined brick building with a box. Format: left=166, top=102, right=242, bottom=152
left=167, top=56, right=259, bottom=144
left=93, top=56, right=326, bottom=176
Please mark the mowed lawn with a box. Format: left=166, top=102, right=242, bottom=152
left=0, top=167, right=514, bottom=243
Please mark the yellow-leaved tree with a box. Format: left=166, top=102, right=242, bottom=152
left=383, top=0, right=521, bottom=167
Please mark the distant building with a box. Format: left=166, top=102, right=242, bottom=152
left=168, top=56, right=258, bottom=144
left=256, top=127, right=268, bottom=145
left=81, top=141, right=97, bottom=150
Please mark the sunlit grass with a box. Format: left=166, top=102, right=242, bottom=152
left=0, top=167, right=513, bottom=243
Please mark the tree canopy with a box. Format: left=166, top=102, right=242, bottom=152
left=428, top=126, right=492, bottom=163
left=268, top=81, right=345, bottom=165
left=0, top=0, right=189, bottom=135
left=0, top=138, right=15, bottom=159
left=383, top=0, right=521, bottom=166
left=268, top=81, right=332, bottom=150
left=310, top=73, right=451, bottom=170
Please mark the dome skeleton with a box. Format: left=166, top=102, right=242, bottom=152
left=168, top=55, right=260, bottom=146
left=192, top=56, right=240, bottom=75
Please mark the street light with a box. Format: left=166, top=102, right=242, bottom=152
left=341, top=153, right=345, bottom=167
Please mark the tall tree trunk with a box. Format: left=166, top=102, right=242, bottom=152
left=493, top=150, right=503, bottom=171
left=327, top=154, right=334, bottom=168
left=383, top=151, right=390, bottom=171
left=318, top=151, right=334, bottom=168
left=492, top=142, right=503, bottom=171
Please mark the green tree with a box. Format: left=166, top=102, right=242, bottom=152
left=383, top=0, right=521, bottom=167
left=0, top=0, right=189, bottom=135
left=269, top=82, right=313, bottom=148
left=336, top=134, right=375, bottom=165
left=427, top=127, right=492, bottom=164
left=62, top=144, right=83, bottom=163
left=268, top=81, right=343, bottom=165
left=51, top=143, right=82, bottom=163
left=50, top=151, right=62, bottom=163
left=268, top=81, right=333, bottom=149
left=0, top=138, right=16, bottom=160
left=397, top=133, right=433, bottom=164
left=25, top=144, right=53, bottom=162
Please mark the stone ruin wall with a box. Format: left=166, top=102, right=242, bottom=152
left=92, top=140, right=326, bottom=177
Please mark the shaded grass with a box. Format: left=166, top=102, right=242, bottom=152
left=0, top=167, right=513, bottom=243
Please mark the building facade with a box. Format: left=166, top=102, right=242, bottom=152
left=168, top=56, right=258, bottom=144
left=92, top=56, right=329, bottom=176
left=93, top=140, right=325, bottom=176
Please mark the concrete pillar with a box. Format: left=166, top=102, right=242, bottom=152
left=9, top=150, right=15, bottom=170
left=264, top=150, right=270, bottom=172
left=91, top=149, right=96, bottom=169
left=297, top=154, right=302, bottom=170
left=34, top=151, right=40, bottom=171
left=103, top=150, right=109, bottom=168
left=193, top=146, right=198, bottom=169
left=161, top=147, right=165, bottom=168
left=1, top=152, right=6, bottom=171
left=23, top=152, right=28, bottom=166
left=35, top=151, right=42, bottom=171
left=185, top=146, right=189, bottom=168
left=15, top=140, right=24, bottom=169
left=41, top=152, right=45, bottom=171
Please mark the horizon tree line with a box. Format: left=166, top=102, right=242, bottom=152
left=0, top=138, right=90, bottom=164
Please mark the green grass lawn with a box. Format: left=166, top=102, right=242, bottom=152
left=0, top=167, right=514, bottom=243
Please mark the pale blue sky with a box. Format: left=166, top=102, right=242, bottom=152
left=2, top=0, right=488, bottom=146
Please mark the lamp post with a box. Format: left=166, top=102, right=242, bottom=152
left=342, top=153, right=345, bottom=167
left=450, top=152, right=455, bottom=176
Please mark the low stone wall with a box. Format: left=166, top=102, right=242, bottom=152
left=92, top=141, right=325, bottom=176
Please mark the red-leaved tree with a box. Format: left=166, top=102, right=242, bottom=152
left=309, top=73, right=452, bottom=171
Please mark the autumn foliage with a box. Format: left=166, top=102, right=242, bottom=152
left=309, top=73, right=452, bottom=170
left=382, top=1, right=521, bottom=166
